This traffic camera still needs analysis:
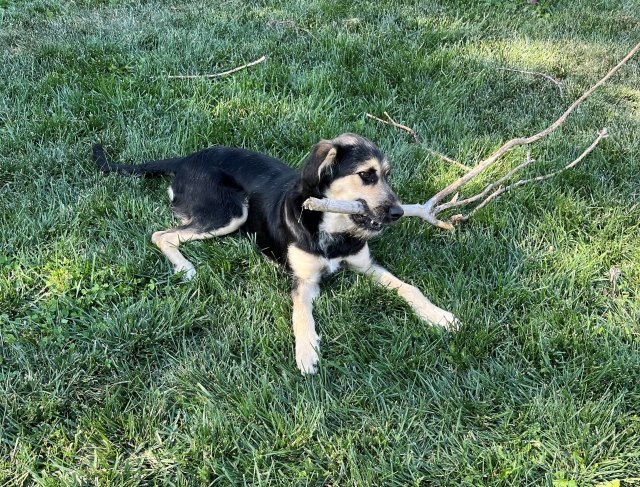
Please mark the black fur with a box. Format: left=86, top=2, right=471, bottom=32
left=92, top=134, right=398, bottom=265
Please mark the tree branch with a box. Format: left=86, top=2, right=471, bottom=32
left=304, top=41, right=638, bottom=230
left=449, top=128, right=608, bottom=223
left=168, top=55, right=267, bottom=80
left=497, top=66, right=564, bottom=96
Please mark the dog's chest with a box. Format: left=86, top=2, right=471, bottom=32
left=318, top=231, right=366, bottom=261
left=325, top=257, right=343, bottom=274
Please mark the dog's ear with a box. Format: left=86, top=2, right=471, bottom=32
left=300, top=140, right=338, bottom=191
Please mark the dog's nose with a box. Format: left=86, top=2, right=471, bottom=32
left=388, top=205, right=404, bottom=221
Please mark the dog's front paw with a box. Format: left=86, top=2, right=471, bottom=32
left=408, top=297, right=460, bottom=331
left=174, top=262, right=196, bottom=281
left=295, top=333, right=320, bottom=375
left=434, top=310, right=460, bottom=331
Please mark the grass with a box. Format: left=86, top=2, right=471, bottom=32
left=1, top=0, right=639, bottom=484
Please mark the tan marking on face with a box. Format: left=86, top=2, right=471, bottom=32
left=325, top=158, right=389, bottom=210
left=354, top=157, right=382, bottom=174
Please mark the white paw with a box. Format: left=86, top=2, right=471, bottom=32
left=175, top=263, right=196, bottom=281
left=435, top=310, right=460, bottom=331
left=412, top=301, right=460, bottom=331
left=295, top=333, right=320, bottom=375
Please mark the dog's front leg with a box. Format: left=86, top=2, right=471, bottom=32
left=292, top=279, right=321, bottom=375
left=287, top=246, right=326, bottom=375
left=346, top=244, right=459, bottom=330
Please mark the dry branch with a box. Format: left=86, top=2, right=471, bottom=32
left=303, top=197, right=364, bottom=215
left=422, top=40, right=639, bottom=229
left=306, top=41, right=640, bottom=229
left=168, top=55, right=267, bottom=80
left=449, top=128, right=608, bottom=223
left=497, top=66, right=564, bottom=96
left=365, top=112, right=470, bottom=171
left=365, top=112, right=421, bottom=143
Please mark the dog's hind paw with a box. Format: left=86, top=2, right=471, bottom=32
left=296, top=334, right=320, bottom=375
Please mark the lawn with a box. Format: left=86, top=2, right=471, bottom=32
left=1, top=0, right=639, bottom=484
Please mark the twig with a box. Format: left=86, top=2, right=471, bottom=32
left=365, top=112, right=421, bottom=143
left=438, top=151, right=535, bottom=212
left=365, top=112, right=470, bottom=171
left=497, top=66, right=564, bottom=96
left=168, top=55, right=267, bottom=80
left=449, top=128, right=608, bottom=222
left=303, top=197, right=364, bottom=215
left=425, top=148, right=472, bottom=172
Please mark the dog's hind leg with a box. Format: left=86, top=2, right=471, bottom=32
left=151, top=203, right=248, bottom=280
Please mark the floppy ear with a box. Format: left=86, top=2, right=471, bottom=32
left=300, top=140, right=338, bottom=192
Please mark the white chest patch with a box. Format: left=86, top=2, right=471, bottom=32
left=326, top=258, right=342, bottom=274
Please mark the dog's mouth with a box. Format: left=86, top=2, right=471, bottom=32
left=350, top=213, right=384, bottom=232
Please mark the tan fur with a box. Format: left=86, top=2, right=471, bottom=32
left=152, top=205, right=248, bottom=280
left=287, top=245, right=328, bottom=374
left=325, top=158, right=388, bottom=210
left=345, top=245, right=458, bottom=329
left=320, top=157, right=392, bottom=238
left=317, top=147, right=337, bottom=179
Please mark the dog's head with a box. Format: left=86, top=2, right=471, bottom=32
left=301, top=133, right=403, bottom=238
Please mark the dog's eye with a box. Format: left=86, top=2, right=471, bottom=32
left=358, top=170, right=377, bottom=184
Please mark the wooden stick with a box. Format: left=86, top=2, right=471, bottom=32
left=365, top=112, right=470, bottom=171
left=168, top=55, right=267, bottom=80
left=438, top=152, right=535, bottom=212
left=424, top=40, right=640, bottom=229
left=449, top=128, right=608, bottom=222
left=302, top=197, right=364, bottom=215
left=497, top=67, right=564, bottom=96
left=365, top=112, right=421, bottom=143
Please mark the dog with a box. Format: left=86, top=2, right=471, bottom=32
left=93, top=133, right=457, bottom=374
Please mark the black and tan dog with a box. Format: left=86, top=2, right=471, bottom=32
left=93, top=133, right=457, bottom=374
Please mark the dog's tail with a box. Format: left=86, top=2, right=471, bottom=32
left=92, top=144, right=182, bottom=177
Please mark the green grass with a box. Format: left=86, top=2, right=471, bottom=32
left=1, top=0, right=639, bottom=484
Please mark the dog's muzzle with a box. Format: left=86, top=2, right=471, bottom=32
left=350, top=200, right=403, bottom=232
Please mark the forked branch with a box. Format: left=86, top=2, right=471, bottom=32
left=303, top=128, right=608, bottom=219
left=304, top=41, right=639, bottom=229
